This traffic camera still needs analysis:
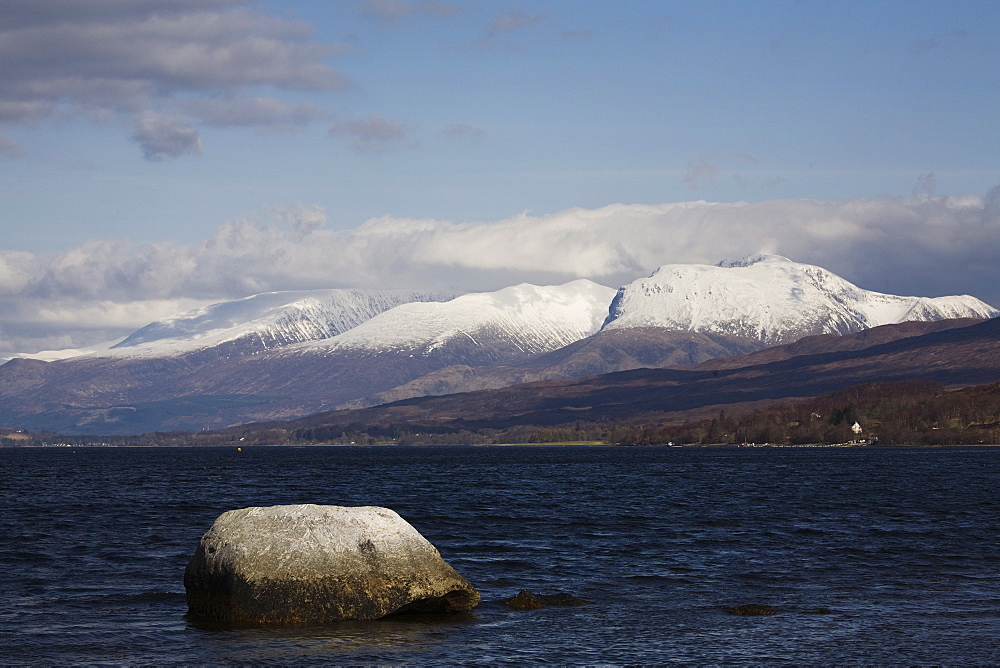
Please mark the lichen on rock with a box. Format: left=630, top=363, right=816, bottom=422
left=184, top=504, right=479, bottom=624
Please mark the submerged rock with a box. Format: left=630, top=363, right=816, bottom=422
left=805, top=607, right=833, bottom=615
left=502, top=589, right=590, bottom=610
left=184, top=504, right=479, bottom=624
left=724, top=604, right=779, bottom=616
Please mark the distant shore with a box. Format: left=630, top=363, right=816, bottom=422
left=7, top=441, right=1000, bottom=449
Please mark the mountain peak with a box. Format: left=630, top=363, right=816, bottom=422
left=297, top=280, right=617, bottom=358
left=717, top=253, right=793, bottom=268
left=105, top=288, right=459, bottom=358
left=604, top=256, right=998, bottom=344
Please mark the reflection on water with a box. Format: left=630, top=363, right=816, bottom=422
left=191, top=613, right=480, bottom=664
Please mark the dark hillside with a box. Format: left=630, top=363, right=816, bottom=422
left=610, top=381, right=1000, bottom=446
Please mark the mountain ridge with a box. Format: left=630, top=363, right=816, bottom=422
left=602, top=254, right=998, bottom=344
left=287, top=280, right=616, bottom=357
left=112, top=288, right=461, bottom=357
left=1, top=255, right=996, bottom=435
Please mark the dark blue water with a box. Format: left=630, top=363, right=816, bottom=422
left=2, top=445, right=1000, bottom=664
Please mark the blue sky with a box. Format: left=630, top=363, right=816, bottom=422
left=0, top=0, right=998, bottom=357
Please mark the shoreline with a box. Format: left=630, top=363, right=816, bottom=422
left=6, top=441, right=1000, bottom=449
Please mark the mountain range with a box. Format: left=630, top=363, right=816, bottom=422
left=1, top=255, right=996, bottom=435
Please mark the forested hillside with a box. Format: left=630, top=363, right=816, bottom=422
left=610, top=381, right=1000, bottom=446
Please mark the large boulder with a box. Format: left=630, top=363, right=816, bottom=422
left=184, top=504, right=479, bottom=624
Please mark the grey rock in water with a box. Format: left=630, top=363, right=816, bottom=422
left=724, top=604, right=779, bottom=616
left=184, top=504, right=480, bottom=624
left=502, top=589, right=590, bottom=610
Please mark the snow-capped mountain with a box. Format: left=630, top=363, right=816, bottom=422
left=1, top=255, right=996, bottom=435
left=99, top=288, right=459, bottom=358
left=291, top=280, right=617, bottom=362
left=601, top=254, right=999, bottom=345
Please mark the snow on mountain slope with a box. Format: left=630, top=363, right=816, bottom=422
left=293, top=280, right=617, bottom=357
left=602, top=254, right=999, bottom=345
left=100, top=288, right=458, bottom=358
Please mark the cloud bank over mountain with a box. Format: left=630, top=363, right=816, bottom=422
left=1, top=189, right=998, bottom=359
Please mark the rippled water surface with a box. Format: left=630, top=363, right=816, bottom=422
left=3, top=445, right=1000, bottom=664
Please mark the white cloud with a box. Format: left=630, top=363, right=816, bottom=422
left=1, top=190, right=999, bottom=358
left=0, top=0, right=346, bottom=158
left=270, top=203, right=327, bottom=234
left=131, top=112, right=202, bottom=161
left=329, top=115, right=415, bottom=153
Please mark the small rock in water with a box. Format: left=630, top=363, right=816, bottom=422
left=502, top=589, right=590, bottom=610
left=724, top=604, right=779, bottom=616
left=184, top=504, right=479, bottom=624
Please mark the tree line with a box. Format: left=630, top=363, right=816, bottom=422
left=608, top=381, right=1000, bottom=446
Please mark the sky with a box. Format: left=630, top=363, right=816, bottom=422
left=1, top=0, right=999, bottom=358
